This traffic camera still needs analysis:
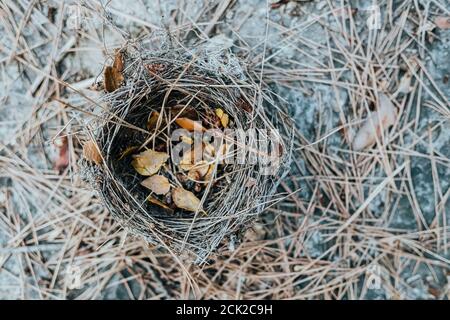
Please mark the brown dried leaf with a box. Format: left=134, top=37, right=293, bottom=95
left=113, top=49, right=124, bottom=72
left=187, top=169, right=200, bottom=181
left=435, top=16, right=450, bottom=29
left=104, top=66, right=124, bottom=93
left=175, top=117, right=205, bottom=132
left=148, top=196, right=173, bottom=212
left=118, top=146, right=138, bottom=160
left=172, top=187, right=201, bottom=212
left=131, top=149, right=169, bottom=176
left=83, top=140, right=102, bottom=165
left=141, top=175, right=171, bottom=195
left=54, top=136, right=69, bottom=173
left=147, top=111, right=161, bottom=130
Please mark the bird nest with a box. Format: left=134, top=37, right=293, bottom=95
left=81, top=37, right=293, bottom=262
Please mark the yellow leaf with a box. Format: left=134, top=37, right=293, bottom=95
left=82, top=140, right=102, bottom=165
left=172, top=187, right=202, bottom=212
left=131, top=149, right=169, bottom=176
left=175, top=117, right=205, bottom=131
left=141, top=175, right=170, bottom=195
left=215, top=108, right=224, bottom=119
left=215, top=108, right=229, bottom=128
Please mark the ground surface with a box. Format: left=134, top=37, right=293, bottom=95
left=0, top=0, right=449, bottom=299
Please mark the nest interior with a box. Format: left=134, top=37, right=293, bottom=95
left=83, top=39, right=293, bottom=262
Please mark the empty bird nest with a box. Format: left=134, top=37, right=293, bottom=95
left=81, top=37, right=293, bottom=262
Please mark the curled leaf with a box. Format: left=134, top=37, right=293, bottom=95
left=131, top=149, right=169, bottom=176
left=172, top=187, right=201, bottom=212
left=83, top=140, right=102, bottom=165
left=175, top=118, right=205, bottom=131
left=141, top=175, right=171, bottom=195
left=352, top=93, right=397, bottom=151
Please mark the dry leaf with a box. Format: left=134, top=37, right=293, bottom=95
left=104, top=66, right=124, bottom=93
left=148, top=196, right=173, bottom=212
left=435, top=16, right=450, bottom=29
left=203, top=164, right=215, bottom=183
left=187, top=161, right=209, bottom=181
left=131, top=149, right=169, bottom=176
left=54, top=136, right=69, bottom=173
left=172, top=187, right=201, bottom=212
left=113, top=50, right=124, bottom=72
left=175, top=117, right=205, bottom=131
left=187, top=169, right=200, bottom=181
left=352, top=93, right=397, bottom=151
left=215, top=108, right=229, bottom=128
left=141, top=175, right=170, bottom=195
left=83, top=140, right=102, bottom=165
left=147, top=111, right=161, bottom=130
left=118, top=146, right=138, bottom=160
